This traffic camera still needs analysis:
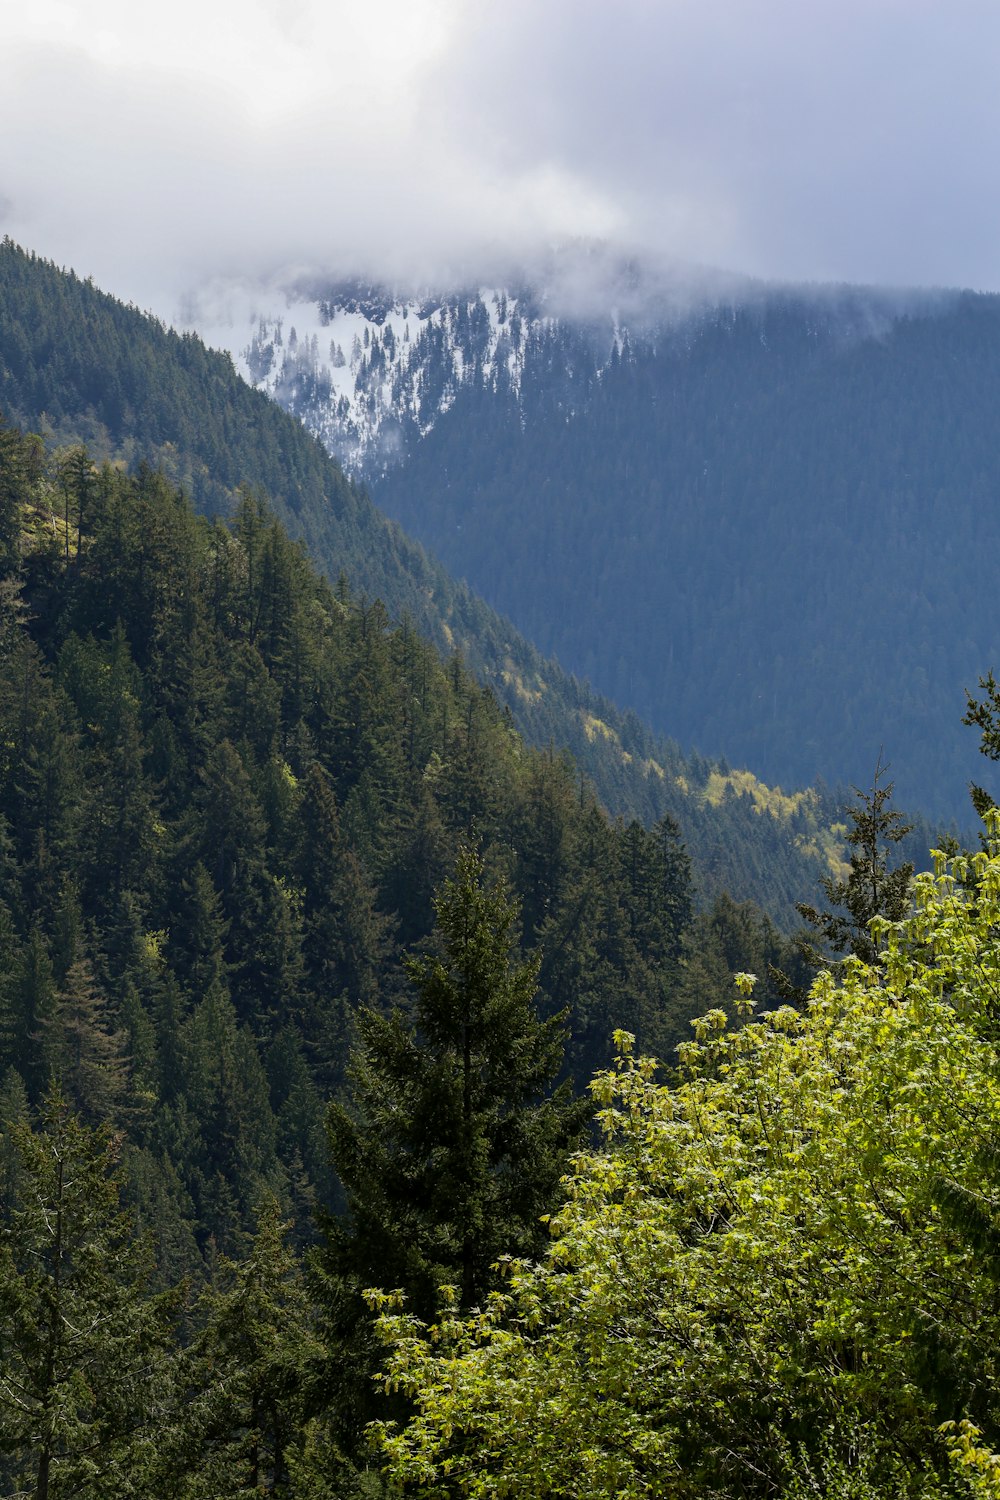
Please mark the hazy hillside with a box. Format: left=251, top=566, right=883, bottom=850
left=186, top=260, right=997, bottom=822
left=370, top=287, right=1000, bottom=824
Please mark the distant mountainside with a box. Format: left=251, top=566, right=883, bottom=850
left=0, top=237, right=888, bottom=925
left=185, top=256, right=999, bottom=823
left=180, top=249, right=749, bottom=480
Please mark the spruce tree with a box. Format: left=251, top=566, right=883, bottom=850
left=325, top=843, right=587, bottom=1315
left=317, top=844, right=589, bottom=1448
left=794, top=756, right=913, bottom=969
left=964, top=670, right=1000, bottom=819
left=144, top=1206, right=324, bottom=1499
left=0, top=1093, right=176, bottom=1499
left=0, top=415, right=42, bottom=575
left=5, top=927, right=61, bottom=1103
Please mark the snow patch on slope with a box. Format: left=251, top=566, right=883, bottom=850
left=178, top=278, right=549, bottom=477
left=176, top=254, right=949, bottom=481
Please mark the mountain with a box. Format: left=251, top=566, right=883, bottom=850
left=183, top=254, right=999, bottom=823
left=0, top=248, right=967, bottom=1498
left=0, top=238, right=881, bottom=926
left=180, top=248, right=748, bottom=481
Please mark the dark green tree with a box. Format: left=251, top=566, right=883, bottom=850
left=144, top=1206, right=324, bottom=1499
left=327, top=843, right=587, bottom=1313
left=964, top=670, right=1000, bottom=820
left=0, top=1093, right=177, bottom=1500
left=58, top=954, right=129, bottom=1125
left=4, top=927, right=61, bottom=1103
left=295, top=763, right=384, bottom=1087
left=56, top=447, right=97, bottom=566
left=181, top=987, right=281, bottom=1255
left=318, top=845, right=589, bottom=1449
left=795, top=756, right=913, bottom=969
left=0, top=416, right=42, bottom=575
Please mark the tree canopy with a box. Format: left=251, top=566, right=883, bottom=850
left=369, top=818, right=1000, bottom=1499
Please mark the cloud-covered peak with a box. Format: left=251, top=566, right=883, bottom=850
left=2, top=1, right=998, bottom=314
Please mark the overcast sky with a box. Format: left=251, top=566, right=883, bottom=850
left=2, top=0, right=998, bottom=316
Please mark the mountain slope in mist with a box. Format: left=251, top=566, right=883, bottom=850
left=189, top=260, right=996, bottom=822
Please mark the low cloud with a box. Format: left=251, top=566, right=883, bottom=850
left=2, top=0, right=999, bottom=316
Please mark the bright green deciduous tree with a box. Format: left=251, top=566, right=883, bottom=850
left=369, top=821, right=1000, bottom=1500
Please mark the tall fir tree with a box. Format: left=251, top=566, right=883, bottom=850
left=795, top=756, right=913, bottom=968
left=317, top=844, right=590, bottom=1449
left=0, top=1093, right=177, bottom=1500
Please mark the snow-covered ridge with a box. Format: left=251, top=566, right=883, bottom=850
left=178, top=279, right=562, bottom=478
left=177, top=263, right=953, bottom=480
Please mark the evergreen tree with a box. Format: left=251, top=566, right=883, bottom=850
left=964, top=669, right=1000, bottom=819
left=794, top=757, right=913, bottom=969
left=0, top=1093, right=177, bottom=1499
left=0, top=415, right=41, bottom=574
left=56, top=447, right=97, bottom=566
left=59, top=954, right=129, bottom=1125
left=5, top=927, right=61, bottom=1102
left=296, top=762, right=384, bottom=1051
left=145, top=1206, right=324, bottom=1499
left=326, top=844, right=587, bottom=1315
left=182, top=987, right=281, bottom=1255
left=318, top=844, right=589, bottom=1448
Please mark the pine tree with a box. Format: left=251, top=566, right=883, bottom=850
left=317, top=844, right=589, bottom=1450
left=59, top=955, right=129, bottom=1125
left=0, top=1093, right=177, bottom=1499
left=296, top=763, right=384, bottom=1086
left=182, top=987, right=281, bottom=1255
left=5, top=927, right=61, bottom=1102
left=326, top=843, right=587, bottom=1314
left=0, top=416, right=42, bottom=575
left=56, top=447, right=97, bottom=566
left=795, top=756, right=913, bottom=969
left=964, top=670, right=1000, bottom=818
left=145, top=1206, right=323, bottom=1499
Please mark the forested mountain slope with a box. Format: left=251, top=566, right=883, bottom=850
left=0, top=417, right=805, bottom=1270
left=368, top=288, right=1000, bottom=823
left=0, top=427, right=988, bottom=1500
left=188, top=259, right=997, bottom=823
left=0, top=238, right=873, bottom=923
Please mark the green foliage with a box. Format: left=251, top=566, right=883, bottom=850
left=369, top=822, right=1000, bottom=1498
left=0, top=1093, right=177, bottom=1499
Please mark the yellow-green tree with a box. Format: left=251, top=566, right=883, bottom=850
left=369, top=819, right=1000, bottom=1499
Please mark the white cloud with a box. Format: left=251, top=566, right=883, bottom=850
left=1, top=0, right=998, bottom=311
